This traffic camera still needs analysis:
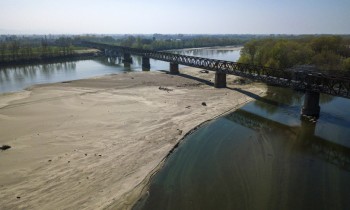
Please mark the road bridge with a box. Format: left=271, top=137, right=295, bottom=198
left=80, top=41, right=350, bottom=118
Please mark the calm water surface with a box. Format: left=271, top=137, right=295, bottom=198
left=0, top=47, right=241, bottom=93
left=135, top=87, right=350, bottom=210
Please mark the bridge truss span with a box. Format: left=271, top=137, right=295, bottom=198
left=81, top=41, right=350, bottom=99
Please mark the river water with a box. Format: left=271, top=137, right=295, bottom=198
left=1, top=47, right=349, bottom=210
left=135, top=86, right=350, bottom=210
left=0, top=47, right=240, bottom=93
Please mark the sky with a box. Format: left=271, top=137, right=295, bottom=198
left=0, top=0, right=349, bottom=35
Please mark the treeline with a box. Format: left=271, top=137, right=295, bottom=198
left=0, top=36, right=78, bottom=64
left=118, top=36, right=246, bottom=50
left=78, top=35, right=251, bottom=50
left=238, top=36, right=350, bottom=72
left=0, top=34, right=259, bottom=64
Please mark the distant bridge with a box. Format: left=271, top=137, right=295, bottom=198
left=80, top=41, right=350, bottom=117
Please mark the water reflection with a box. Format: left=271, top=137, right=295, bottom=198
left=170, top=48, right=241, bottom=61
left=94, top=57, right=124, bottom=66
left=0, top=59, right=126, bottom=93
left=136, top=86, right=350, bottom=210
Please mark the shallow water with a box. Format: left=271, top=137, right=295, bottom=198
left=135, top=86, right=350, bottom=210
left=0, top=47, right=241, bottom=93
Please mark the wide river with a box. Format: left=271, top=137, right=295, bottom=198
left=0, top=47, right=240, bottom=93
left=1, top=47, right=350, bottom=210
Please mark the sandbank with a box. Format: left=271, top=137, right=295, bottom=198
left=0, top=67, right=265, bottom=209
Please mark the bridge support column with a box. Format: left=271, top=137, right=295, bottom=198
left=214, top=71, right=227, bottom=88
left=123, top=53, right=133, bottom=64
left=301, top=91, right=320, bottom=118
left=142, top=57, right=150, bottom=71
left=170, top=63, right=179, bottom=74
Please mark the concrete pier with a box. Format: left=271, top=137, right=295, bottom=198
left=214, top=71, right=227, bottom=88
left=142, top=57, right=150, bottom=71
left=122, top=53, right=132, bottom=64
left=170, top=63, right=179, bottom=74
left=301, top=91, right=320, bottom=118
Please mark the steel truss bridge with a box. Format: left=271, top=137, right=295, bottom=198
left=81, top=41, right=350, bottom=99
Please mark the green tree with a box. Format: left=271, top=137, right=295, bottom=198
left=312, top=50, right=341, bottom=70
left=310, top=36, right=342, bottom=53
left=9, top=40, right=20, bottom=60
left=343, top=57, right=350, bottom=70
left=0, top=42, right=7, bottom=61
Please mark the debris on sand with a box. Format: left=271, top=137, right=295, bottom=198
left=0, top=145, right=11, bottom=151
left=158, top=86, right=173, bottom=92
left=201, top=102, right=207, bottom=106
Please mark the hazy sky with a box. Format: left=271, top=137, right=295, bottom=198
left=0, top=0, right=349, bottom=34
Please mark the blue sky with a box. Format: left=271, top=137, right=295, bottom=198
left=0, top=0, right=349, bottom=34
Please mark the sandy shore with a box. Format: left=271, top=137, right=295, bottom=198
left=0, top=67, right=265, bottom=210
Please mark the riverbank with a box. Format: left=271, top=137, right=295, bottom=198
left=165, top=45, right=243, bottom=52
left=0, top=68, right=266, bottom=209
left=0, top=49, right=100, bottom=68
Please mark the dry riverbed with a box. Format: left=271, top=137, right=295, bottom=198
left=0, top=67, right=266, bottom=210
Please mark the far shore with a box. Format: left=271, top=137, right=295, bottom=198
left=0, top=67, right=265, bottom=210
left=0, top=45, right=242, bottom=70
left=164, top=45, right=243, bottom=52
left=0, top=49, right=100, bottom=68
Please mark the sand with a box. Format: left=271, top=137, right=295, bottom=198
left=0, top=67, right=266, bottom=210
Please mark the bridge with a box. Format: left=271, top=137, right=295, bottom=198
left=80, top=41, right=350, bottom=118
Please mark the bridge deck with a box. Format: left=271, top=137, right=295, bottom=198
left=81, top=41, right=350, bottom=99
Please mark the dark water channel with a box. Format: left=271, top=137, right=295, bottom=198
left=135, top=87, right=350, bottom=210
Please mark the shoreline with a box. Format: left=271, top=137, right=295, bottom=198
left=0, top=68, right=266, bottom=209
left=0, top=50, right=100, bottom=68
left=164, top=45, right=243, bottom=52
left=106, top=87, right=265, bottom=210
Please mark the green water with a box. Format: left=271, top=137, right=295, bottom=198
left=135, top=87, right=350, bottom=210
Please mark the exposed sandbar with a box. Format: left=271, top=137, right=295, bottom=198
left=0, top=68, right=265, bottom=209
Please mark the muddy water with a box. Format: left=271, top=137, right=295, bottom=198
left=135, top=87, right=350, bottom=210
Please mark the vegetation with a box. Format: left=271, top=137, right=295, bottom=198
left=238, top=36, right=350, bottom=72
left=0, top=34, right=263, bottom=64
left=3, top=34, right=350, bottom=72
left=0, top=36, right=85, bottom=64
left=77, top=34, right=257, bottom=50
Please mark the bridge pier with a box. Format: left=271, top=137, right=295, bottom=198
left=142, top=57, right=150, bottom=71
left=123, top=53, right=133, bottom=64
left=301, top=91, right=320, bottom=118
left=214, top=71, right=227, bottom=88
left=170, top=63, right=179, bottom=74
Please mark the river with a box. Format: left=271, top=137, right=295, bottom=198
left=134, top=87, right=350, bottom=210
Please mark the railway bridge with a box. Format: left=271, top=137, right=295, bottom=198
left=80, top=41, right=350, bottom=118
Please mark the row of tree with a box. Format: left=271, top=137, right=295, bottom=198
left=80, top=35, right=249, bottom=50
left=0, top=35, right=252, bottom=63
left=0, top=37, right=76, bottom=63
left=238, top=36, right=350, bottom=72
left=118, top=36, right=247, bottom=50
